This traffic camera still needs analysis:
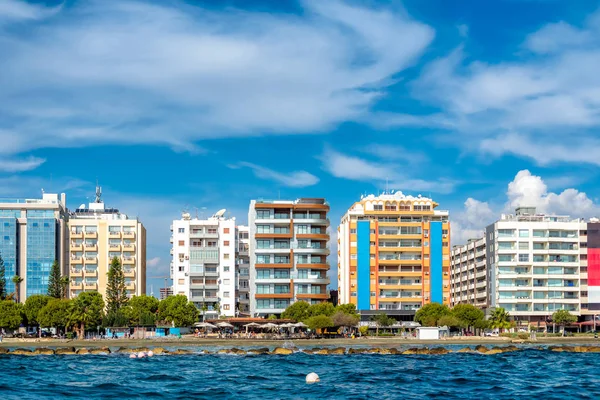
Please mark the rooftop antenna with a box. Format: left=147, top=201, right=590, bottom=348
left=94, top=181, right=102, bottom=203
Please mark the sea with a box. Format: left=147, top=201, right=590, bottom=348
left=1, top=346, right=599, bottom=399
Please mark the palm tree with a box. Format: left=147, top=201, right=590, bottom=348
left=12, top=275, right=23, bottom=303
left=60, top=276, right=70, bottom=299
left=489, top=307, right=511, bottom=332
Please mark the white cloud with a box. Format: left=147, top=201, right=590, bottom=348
left=0, top=0, right=434, bottom=155
left=457, top=24, right=469, bottom=38
left=320, top=149, right=456, bottom=194
left=451, top=170, right=599, bottom=246
left=0, top=0, right=55, bottom=21
left=0, top=156, right=46, bottom=172
left=390, top=9, right=600, bottom=166
left=361, top=144, right=428, bottom=164
left=233, top=162, right=319, bottom=188
left=147, top=257, right=161, bottom=268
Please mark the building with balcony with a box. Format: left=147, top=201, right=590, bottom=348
left=237, top=225, right=250, bottom=314
left=0, top=193, right=68, bottom=302
left=159, top=286, right=173, bottom=300
left=68, top=187, right=146, bottom=299
left=171, top=209, right=236, bottom=318
left=451, top=207, right=598, bottom=328
left=248, top=198, right=331, bottom=317
left=338, top=192, right=451, bottom=319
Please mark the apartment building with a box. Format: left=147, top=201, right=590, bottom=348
left=0, top=193, right=68, bottom=302
left=236, top=226, right=250, bottom=314
left=159, top=287, right=173, bottom=300
left=450, top=238, right=489, bottom=309
left=68, top=190, right=146, bottom=299
left=450, top=207, right=599, bottom=327
left=338, top=192, right=451, bottom=319
left=248, top=198, right=331, bottom=317
left=170, top=210, right=236, bottom=318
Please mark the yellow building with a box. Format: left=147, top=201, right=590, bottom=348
left=338, top=192, right=450, bottom=318
left=67, top=188, right=146, bottom=299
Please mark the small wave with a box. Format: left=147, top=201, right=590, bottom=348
left=141, top=374, right=186, bottom=382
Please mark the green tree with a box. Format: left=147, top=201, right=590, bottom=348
left=307, top=302, right=335, bottom=318
left=60, top=276, right=70, bottom=299
left=68, top=291, right=105, bottom=338
left=332, top=311, right=359, bottom=327
left=552, top=309, right=577, bottom=336
left=281, top=300, right=310, bottom=322
left=12, top=275, right=23, bottom=303
left=305, top=315, right=334, bottom=336
left=414, top=303, right=451, bottom=326
left=122, top=295, right=159, bottom=326
left=452, top=304, right=485, bottom=329
left=371, top=313, right=396, bottom=336
left=105, top=256, right=128, bottom=314
left=0, top=254, right=7, bottom=300
left=334, top=303, right=358, bottom=316
left=103, top=310, right=129, bottom=327
left=0, top=300, right=23, bottom=330
left=438, top=315, right=463, bottom=329
left=157, top=295, right=198, bottom=327
left=267, top=314, right=278, bottom=320
left=24, top=294, right=52, bottom=328
left=489, top=307, right=512, bottom=331
left=47, top=260, right=63, bottom=298
left=38, top=299, right=71, bottom=331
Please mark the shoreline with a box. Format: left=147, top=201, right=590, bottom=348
left=2, top=336, right=600, bottom=349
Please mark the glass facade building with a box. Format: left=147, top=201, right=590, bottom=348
left=26, top=211, right=58, bottom=297
left=0, top=210, right=20, bottom=294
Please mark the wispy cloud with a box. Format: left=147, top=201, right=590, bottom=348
left=232, top=162, right=319, bottom=188
left=0, top=156, right=46, bottom=172
left=0, top=0, right=434, bottom=156
left=320, top=149, right=455, bottom=194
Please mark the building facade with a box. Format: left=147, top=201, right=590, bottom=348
left=0, top=193, right=68, bottom=302
left=159, top=287, right=173, bottom=300
left=248, top=198, right=331, bottom=317
left=451, top=207, right=599, bottom=327
left=450, top=238, right=488, bottom=309
left=338, top=192, right=451, bottom=319
left=67, top=192, right=146, bottom=299
left=170, top=210, right=236, bottom=318
left=236, top=225, right=250, bottom=314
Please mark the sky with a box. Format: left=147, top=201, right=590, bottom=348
left=2, top=0, right=600, bottom=294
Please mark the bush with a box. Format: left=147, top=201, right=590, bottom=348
left=359, top=326, right=369, bottom=336
left=517, top=332, right=529, bottom=340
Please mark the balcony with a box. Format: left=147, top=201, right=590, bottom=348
left=84, top=243, right=98, bottom=251
left=126, top=282, right=136, bottom=290
left=84, top=281, right=98, bottom=289
left=122, top=256, right=136, bottom=265
left=70, top=256, right=83, bottom=264
left=70, top=231, right=83, bottom=239
left=70, top=281, right=83, bottom=289
left=70, top=242, right=83, bottom=251
left=84, top=255, right=97, bottom=262
left=122, top=243, right=136, bottom=252
left=109, top=243, right=121, bottom=251
left=190, top=231, right=219, bottom=239
left=70, top=268, right=83, bottom=277
left=85, top=231, right=98, bottom=238
left=296, top=263, right=329, bottom=270
left=123, top=231, right=136, bottom=238
left=109, top=231, right=121, bottom=238
left=123, top=268, right=135, bottom=277
left=296, top=233, right=330, bottom=241
left=296, top=293, right=329, bottom=300
left=84, top=268, right=98, bottom=277
left=255, top=263, right=292, bottom=269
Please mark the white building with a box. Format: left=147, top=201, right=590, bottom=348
left=248, top=198, right=331, bottom=317
left=170, top=210, right=236, bottom=318
left=236, top=226, right=250, bottom=314
left=451, top=207, right=596, bottom=328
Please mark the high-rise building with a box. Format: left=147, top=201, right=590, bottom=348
left=338, top=192, right=451, bottom=319
left=0, top=193, right=68, bottom=302
left=67, top=188, right=146, bottom=299
left=236, top=225, right=250, bottom=314
left=170, top=210, right=236, bottom=318
left=159, top=287, right=173, bottom=300
left=450, top=207, right=599, bottom=329
left=248, top=198, right=331, bottom=317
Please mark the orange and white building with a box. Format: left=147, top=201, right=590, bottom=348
left=337, top=192, right=450, bottom=318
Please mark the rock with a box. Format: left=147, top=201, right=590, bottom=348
left=55, top=347, right=76, bottom=355
left=33, top=348, right=55, bottom=355
left=271, top=347, right=293, bottom=355
left=401, top=348, right=420, bottom=355
left=573, top=346, right=600, bottom=353
left=76, top=348, right=90, bottom=355
left=549, top=346, right=568, bottom=352
left=504, top=345, right=520, bottom=352
left=313, top=349, right=329, bottom=355
left=378, top=348, right=399, bottom=355
left=172, top=349, right=193, bottom=355
left=90, top=347, right=111, bottom=355
left=230, top=348, right=247, bottom=355
left=511, top=339, right=525, bottom=344
left=456, top=347, right=472, bottom=353
left=11, top=348, right=34, bottom=356
left=429, top=347, right=450, bottom=355
left=247, top=348, right=269, bottom=355
left=327, top=347, right=346, bottom=355
left=151, top=347, right=168, bottom=355
left=347, top=348, right=365, bottom=354
left=484, top=348, right=505, bottom=355
left=475, top=345, right=490, bottom=354
left=0, top=348, right=10, bottom=355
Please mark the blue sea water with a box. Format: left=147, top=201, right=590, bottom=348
left=1, top=348, right=600, bottom=399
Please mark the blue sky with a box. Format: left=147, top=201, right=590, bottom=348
left=2, top=0, right=600, bottom=293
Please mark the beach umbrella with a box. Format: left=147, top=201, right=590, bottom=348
left=217, top=322, right=234, bottom=329
left=194, top=322, right=217, bottom=329
left=294, top=322, right=307, bottom=328
left=262, top=323, right=279, bottom=331
left=243, top=322, right=261, bottom=333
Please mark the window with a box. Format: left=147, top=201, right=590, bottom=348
left=178, top=228, right=185, bottom=233
left=178, top=240, right=185, bottom=246
left=224, top=228, right=230, bottom=234
left=257, top=210, right=270, bottom=219
left=518, top=254, right=530, bottom=262
left=178, top=279, right=184, bottom=284
left=297, top=225, right=308, bottom=234
left=224, top=241, right=230, bottom=246
left=498, top=229, right=515, bottom=237
left=519, top=242, right=529, bottom=250
left=350, top=229, right=356, bottom=234
left=257, top=240, right=271, bottom=249
left=178, top=266, right=184, bottom=272
left=224, top=266, right=230, bottom=272
left=274, top=269, right=290, bottom=279
left=519, top=229, right=529, bottom=238
left=223, top=279, right=230, bottom=285
left=257, top=255, right=270, bottom=264
left=223, top=304, right=230, bottom=310
left=223, top=291, right=230, bottom=298
left=373, top=205, right=383, bottom=211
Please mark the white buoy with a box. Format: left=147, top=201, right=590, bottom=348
left=129, top=354, right=137, bottom=359
left=147, top=350, right=154, bottom=357
left=306, top=372, right=320, bottom=384
left=138, top=351, right=146, bottom=358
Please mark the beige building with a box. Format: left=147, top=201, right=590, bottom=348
left=68, top=188, right=146, bottom=299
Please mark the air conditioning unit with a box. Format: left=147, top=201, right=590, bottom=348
left=185, top=273, right=188, bottom=276
left=424, top=233, right=429, bottom=238
left=185, top=256, right=189, bottom=260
